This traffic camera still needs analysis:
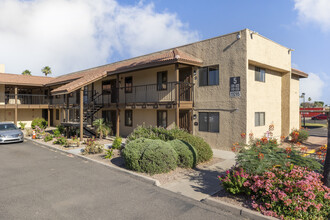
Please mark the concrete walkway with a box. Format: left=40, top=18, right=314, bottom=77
left=160, top=149, right=236, bottom=201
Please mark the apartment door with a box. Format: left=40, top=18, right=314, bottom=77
left=179, top=68, right=192, bottom=101
left=102, top=110, right=117, bottom=136
left=179, top=110, right=191, bottom=133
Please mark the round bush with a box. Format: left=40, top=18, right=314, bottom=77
left=139, top=140, right=178, bottom=174
left=122, top=138, right=154, bottom=171
left=168, top=139, right=197, bottom=168
left=171, top=129, right=213, bottom=164
left=127, top=126, right=213, bottom=164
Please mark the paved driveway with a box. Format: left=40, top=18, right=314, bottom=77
left=0, top=140, right=238, bottom=220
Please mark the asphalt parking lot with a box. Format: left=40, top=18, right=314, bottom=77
left=0, top=140, right=238, bottom=220
left=303, top=119, right=328, bottom=137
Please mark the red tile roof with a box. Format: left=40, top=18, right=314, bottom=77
left=51, top=48, right=203, bottom=95
left=0, top=73, right=53, bottom=86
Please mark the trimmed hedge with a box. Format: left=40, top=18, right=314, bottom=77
left=168, top=139, right=197, bottom=168
left=171, top=128, right=213, bottom=164
left=139, top=141, right=178, bottom=174
left=122, top=138, right=178, bottom=175
left=127, top=126, right=213, bottom=164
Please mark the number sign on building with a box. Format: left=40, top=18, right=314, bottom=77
left=230, top=77, right=240, bottom=97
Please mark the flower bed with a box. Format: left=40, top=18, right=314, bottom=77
left=218, top=125, right=330, bottom=219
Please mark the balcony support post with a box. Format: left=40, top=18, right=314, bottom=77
left=14, top=86, right=18, bottom=126
left=47, top=108, right=50, bottom=128
left=175, top=64, right=179, bottom=127
left=116, top=74, right=120, bottom=137
left=80, top=87, right=84, bottom=141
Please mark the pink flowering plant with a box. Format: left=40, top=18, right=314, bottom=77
left=218, top=167, right=251, bottom=195
left=247, top=164, right=330, bottom=219
left=219, top=125, right=329, bottom=219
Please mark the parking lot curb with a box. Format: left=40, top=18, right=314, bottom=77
left=201, top=197, right=277, bottom=220
left=25, top=138, right=161, bottom=187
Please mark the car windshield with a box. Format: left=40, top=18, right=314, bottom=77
left=0, top=124, right=18, bottom=131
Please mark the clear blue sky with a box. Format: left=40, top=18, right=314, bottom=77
left=1, top=0, right=329, bottom=104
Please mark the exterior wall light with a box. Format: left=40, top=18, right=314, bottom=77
left=236, top=33, right=241, bottom=40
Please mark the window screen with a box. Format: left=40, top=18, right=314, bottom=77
left=199, top=112, right=219, bottom=132
left=255, top=112, right=265, bottom=126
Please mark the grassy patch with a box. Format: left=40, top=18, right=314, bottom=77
left=303, top=122, right=327, bottom=128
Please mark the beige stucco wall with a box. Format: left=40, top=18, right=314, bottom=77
left=0, top=109, right=42, bottom=127
left=0, top=84, right=5, bottom=104
left=290, top=75, right=300, bottom=131
left=119, top=109, right=175, bottom=137
left=18, top=109, right=42, bottom=128
left=246, top=30, right=293, bottom=139
left=247, top=31, right=291, bottom=72
left=177, top=30, right=248, bottom=150
left=246, top=65, right=282, bottom=139
left=0, top=110, right=14, bottom=122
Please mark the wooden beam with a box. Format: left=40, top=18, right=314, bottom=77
left=175, top=64, right=179, bottom=127
left=47, top=108, right=50, bottom=128
left=116, top=109, right=120, bottom=137
left=14, top=86, right=17, bottom=126
left=80, top=87, right=84, bottom=141
left=66, top=94, right=69, bottom=122
left=116, top=74, right=120, bottom=137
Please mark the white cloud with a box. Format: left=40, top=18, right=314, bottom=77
left=300, top=72, right=325, bottom=101
left=294, top=0, right=330, bottom=31
left=0, top=0, right=199, bottom=76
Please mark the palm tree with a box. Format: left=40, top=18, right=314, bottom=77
left=93, top=118, right=111, bottom=139
left=22, top=70, right=31, bottom=75
left=41, top=66, right=52, bottom=77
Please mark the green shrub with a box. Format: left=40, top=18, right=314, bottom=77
left=127, top=125, right=212, bottom=164
left=168, top=139, right=197, bottom=168
left=112, top=136, right=122, bottom=149
left=44, top=134, right=53, bottom=142
left=290, top=128, right=309, bottom=143
left=122, top=138, right=155, bottom=171
left=57, top=125, right=65, bottom=134
left=139, top=140, right=178, bottom=174
left=31, top=117, right=48, bottom=129
left=235, top=136, right=322, bottom=175
left=122, top=138, right=178, bottom=174
left=53, top=129, right=61, bottom=138
left=170, top=128, right=212, bottom=164
left=18, top=121, right=26, bottom=130
left=127, top=125, right=173, bottom=142
left=104, top=148, right=114, bottom=160
left=53, top=136, right=68, bottom=146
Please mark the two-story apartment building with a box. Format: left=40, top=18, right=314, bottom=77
left=0, top=29, right=308, bottom=150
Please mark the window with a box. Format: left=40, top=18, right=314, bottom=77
left=199, top=65, right=219, bottom=86
left=56, top=109, right=59, bottom=120
left=102, top=80, right=111, bottom=94
left=157, top=110, right=167, bottom=128
left=125, top=77, right=133, bottom=93
left=157, top=71, right=167, bottom=90
left=255, top=112, right=265, bottom=126
left=125, top=110, right=133, bottom=127
left=199, top=112, right=219, bottom=132
left=255, top=67, right=265, bottom=82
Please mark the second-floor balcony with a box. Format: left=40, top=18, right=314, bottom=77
left=122, top=82, right=193, bottom=106
left=1, top=81, right=194, bottom=109
left=1, top=94, right=49, bottom=107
